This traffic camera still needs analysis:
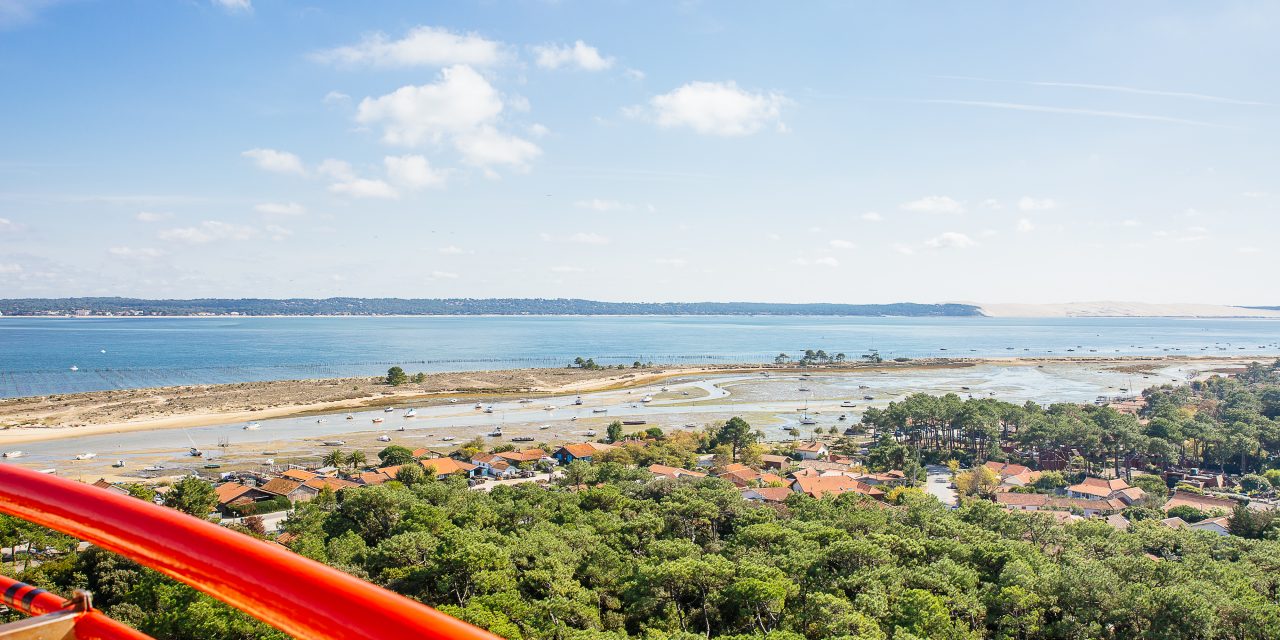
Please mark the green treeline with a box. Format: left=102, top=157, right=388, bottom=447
left=0, top=297, right=981, bottom=317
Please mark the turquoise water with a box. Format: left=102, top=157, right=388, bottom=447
left=1, top=316, right=1278, bottom=397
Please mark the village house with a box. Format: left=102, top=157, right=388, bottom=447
left=760, top=454, right=791, bottom=471
left=983, top=461, right=1041, bottom=488
left=1066, top=477, right=1146, bottom=504
left=552, top=442, right=616, bottom=465
left=1189, top=516, right=1232, bottom=536
left=471, top=453, right=522, bottom=479
left=280, top=468, right=319, bottom=482
left=213, top=482, right=276, bottom=514
left=994, top=492, right=1126, bottom=517
left=717, top=467, right=786, bottom=488
left=90, top=478, right=130, bottom=496
left=259, top=478, right=318, bottom=503
left=791, top=475, right=884, bottom=500
left=647, top=464, right=707, bottom=480
left=793, top=441, right=829, bottom=460
left=420, top=457, right=478, bottom=478
left=303, top=477, right=359, bottom=493
left=1162, top=490, right=1238, bottom=514
left=856, top=470, right=908, bottom=487
left=741, top=486, right=793, bottom=503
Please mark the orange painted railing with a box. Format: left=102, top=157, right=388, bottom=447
left=0, top=574, right=152, bottom=640
left=0, top=465, right=502, bottom=640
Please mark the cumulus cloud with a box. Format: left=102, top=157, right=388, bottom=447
left=901, top=196, right=965, bottom=214
left=541, top=231, right=610, bottom=245
left=323, top=91, right=351, bottom=106
left=924, top=232, right=977, bottom=249
left=533, top=41, right=614, bottom=71
left=212, top=0, right=251, bottom=13
left=356, top=65, right=539, bottom=171
left=575, top=198, right=630, bottom=211
left=1017, top=196, right=1056, bottom=212
left=242, top=148, right=307, bottom=176
left=829, top=239, right=855, bottom=249
left=254, top=202, right=305, bottom=216
left=639, top=81, right=788, bottom=136
left=861, top=212, right=883, bottom=222
left=313, top=26, right=506, bottom=68
left=385, top=154, right=447, bottom=189
left=107, top=246, right=166, bottom=259
left=794, top=256, right=840, bottom=267
left=135, top=211, right=173, bottom=222
left=1016, top=218, right=1034, bottom=232
left=319, top=159, right=399, bottom=199
left=158, top=221, right=257, bottom=244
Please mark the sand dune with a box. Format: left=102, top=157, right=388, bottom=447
left=977, top=301, right=1280, bottom=318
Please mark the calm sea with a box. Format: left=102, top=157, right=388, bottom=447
left=2, top=316, right=1278, bottom=398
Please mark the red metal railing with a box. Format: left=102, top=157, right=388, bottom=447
left=0, top=465, right=501, bottom=640
left=0, top=574, right=152, bottom=640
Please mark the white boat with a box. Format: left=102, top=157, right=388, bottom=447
left=74, top=452, right=97, bottom=460
left=243, top=422, right=262, bottom=431
left=38, top=468, right=57, bottom=475
left=570, top=416, right=578, bottom=421
left=592, top=408, right=608, bottom=413
left=474, top=403, right=483, bottom=409
left=484, top=407, right=494, bottom=414
left=519, top=398, right=534, bottom=404
left=543, top=405, right=555, bottom=411
left=69, top=365, right=79, bottom=371
left=641, top=396, right=653, bottom=403
left=346, top=413, right=354, bottom=420
left=449, top=399, right=458, bottom=404
left=143, top=465, right=164, bottom=472
left=404, top=408, right=417, bottom=418
left=539, top=425, right=551, bottom=430
left=660, top=387, right=668, bottom=392
left=189, top=447, right=203, bottom=457
left=372, top=417, right=384, bottom=423
left=322, top=440, right=346, bottom=446
left=264, top=459, right=274, bottom=465
left=487, top=427, right=503, bottom=437
left=112, top=460, right=125, bottom=468
left=441, top=436, right=455, bottom=442
left=2, top=451, right=24, bottom=458
left=799, top=415, right=817, bottom=426
left=840, top=401, right=857, bottom=408
left=384, top=407, right=395, bottom=412
left=377, top=435, right=392, bottom=442
left=584, top=430, right=598, bottom=437
left=797, top=387, right=810, bottom=392
left=573, top=397, right=583, bottom=405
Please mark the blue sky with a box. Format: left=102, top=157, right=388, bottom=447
left=0, top=0, right=1276, bottom=304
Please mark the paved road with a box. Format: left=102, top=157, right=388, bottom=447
left=925, top=464, right=957, bottom=507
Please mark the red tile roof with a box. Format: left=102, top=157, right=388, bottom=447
left=303, top=477, right=358, bottom=491
left=1163, top=490, right=1237, bottom=513
left=281, top=469, right=318, bottom=482
left=214, top=482, right=254, bottom=505
left=260, top=478, right=305, bottom=496
left=420, top=458, right=476, bottom=476
left=792, top=475, right=883, bottom=499
left=744, top=487, right=793, bottom=503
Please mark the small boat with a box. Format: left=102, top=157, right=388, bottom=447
left=960, top=386, right=970, bottom=391
left=474, top=403, right=483, bottom=409
left=543, top=405, right=555, bottom=411
left=592, top=408, right=608, bottom=413
left=838, top=414, right=847, bottom=421
left=69, top=365, right=79, bottom=371
left=2, top=451, right=24, bottom=458
left=384, top=407, right=395, bottom=412
left=190, top=448, right=203, bottom=457
left=487, top=427, right=503, bottom=437
left=322, top=440, right=346, bottom=446
left=38, top=468, right=56, bottom=475
left=441, top=436, right=456, bottom=442
left=799, top=415, right=817, bottom=426
left=569, top=416, right=578, bottom=421
left=243, top=422, right=262, bottom=431
left=377, top=435, right=392, bottom=442
left=584, top=430, right=598, bottom=437
left=511, top=436, right=535, bottom=442
left=262, top=450, right=278, bottom=455
left=449, top=399, right=459, bottom=404
left=573, top=397, right=583, bottom=405
left=797, top=387, right=810, bottom=392
left=74, top=452, right=97, bottom=460
left=203, top=463, right=221, bottom=469
left=315, top=419, right=327, bottom=424
left=539, top=425, right=551, bottom=430
left=346, top=413, right=354, bottom=420
left=863, top=395, right=874, bottom=400
left=484, top=407, right=494, bottom=414
left=840, top=401, right=857, bottom=408
left=143, top=465, right=165, bottom=472
left=112, top=460, right=125, bottom=468
left=660, top=387, right=669, bottom=392
left=264, top=459, right=274, bottom=465
left=641, top=396, right=653, bottom=403
left=858, top=385, right=870, bottom=389
left=397, top=426, right=405, bottom=432
left=622, top=420, right=646, bottom=426
left=372, top=417, right=384, bottom=423
left=519, top=398, right=534, bottom=404
left=404, top=408, right=417, bottom=418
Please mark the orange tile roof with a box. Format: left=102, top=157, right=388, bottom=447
left=497, top=448, right=550, bottom=463
left=557, top=442, right=613, bottom=459
left=984, top=461, right=1032, bottom=478
left=793, top=475, right=883, bottom=499
left=744, top=487, right=793, bottom=502
left=420, top=457, right=476, bottom=476
left=1163, top=490, right=1237, bottom=513
left=794, top=441, right=827, bottom=453
left=91, top=478, right=113, bottom=489
left=303, top=477, right=358, bottom=491
left=260, top=478, right=305, bottom=496
left=281, top=469, right=318, bottom=482
left=214, top=482, right=254, bottom=505
left=410, top=448, right=431, bottom=458
left=357, top=471, right=392, bottom=485
left=648, top=464, right=706, bottom=480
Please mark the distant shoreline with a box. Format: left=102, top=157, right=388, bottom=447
left=1, top=355, right=1272, bottom=445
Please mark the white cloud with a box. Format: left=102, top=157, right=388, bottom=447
left=901, top=196, right=965, bottom=215
left=356, top=66, right=539, bottom=171
left=1017, top=196, right=1056, bottom=212
left=861, top=212, right=883, bottom=222
left=893, top=244, right=915, bottom=255
left=829, top=239, right=855, bottom=249
left=212, top=0, right=251, bottom=14
left=158, top=221, right=257, bottom=244
left=575, top=198, right=630, bottom=211
left=1016, top=218, right=1034, bottom=232
left=1121, top=219, right=1141, bottom=227
left=323, top=91, right=351, bottom=106
left=428, top=270, right=458, bottom=280
left=265, top=224, right=293, bottom=241
left=329, top=178, right=398, bottom=199
left=384, top=155, right=447, bottom=189
left=438, top=245, right=471, bottom=255
left=981, top=198, right=1003, bottom=210
left=254, top=202, right=306, bottom=216
left=107, top=246, right=166, bottom=259
left=0, top=263, right=21, bottom=274
left=1238, top=246, right=1260, bottom=254
left=794, top=256, right=840, bottom=267
left=654, top=258, right=687, bottom=267
left=527, top=123, right=550, bottom=138
left=624, top=68, right=645, bottom=81
left=242, top=148, right=306, bottom=176
left=549, top=265, right=585, bottom=273
left=135, top=211, right=173, bottom=222
left=453, top=126, right=541, bottom=170
left=533, top=40, right=614, bottom=71
left=924, top=232, right=976, bottom=249
left=313, top=26, right=505, bottom=68
left=642, top=81, right=788, bottom=136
